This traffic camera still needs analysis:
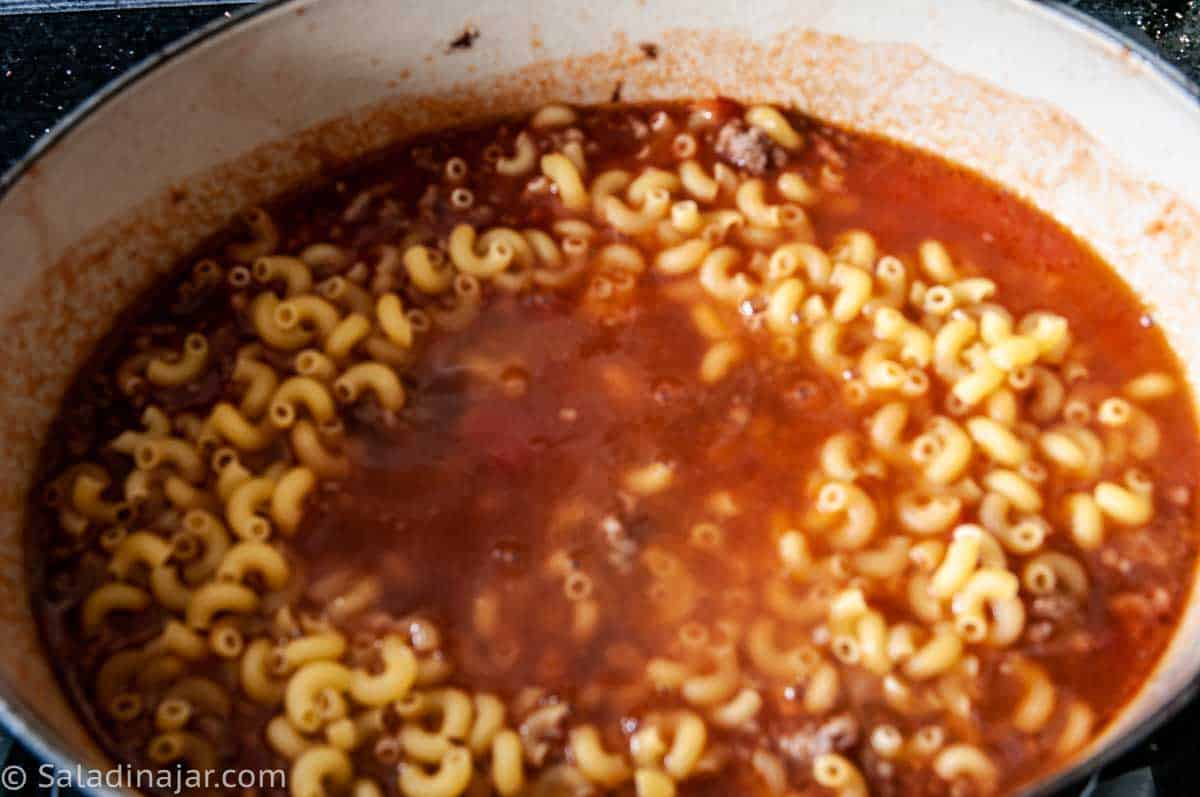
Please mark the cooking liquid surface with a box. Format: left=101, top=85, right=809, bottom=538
left=29, top=102, right=1200, bottom=797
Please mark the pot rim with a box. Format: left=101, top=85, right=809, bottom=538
left=0, top=1, right=1197, bottom=793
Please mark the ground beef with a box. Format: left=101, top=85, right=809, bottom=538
left=417, top=184, right=440, bottom=225
left=518, top=701, right=570, bottom=767
left=1030, top=594, right=1081, bottom=623
left=777, top=713, right=860, bottom=768
left=600, top=514, right=638, bottom=573
left=714, top=119, right=787, bottom=175
left=1109, top=590, right=1173, bottom=628
left=811, top=133, right=847, bottom=169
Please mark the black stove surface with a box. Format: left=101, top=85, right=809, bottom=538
left=0, top=1, right=1198, bottom=795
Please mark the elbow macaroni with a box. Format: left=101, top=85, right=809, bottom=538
left=44, top=101, right=1190, bottom=797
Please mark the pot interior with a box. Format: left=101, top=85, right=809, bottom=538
left=1, top=0, right=1199, bottom=791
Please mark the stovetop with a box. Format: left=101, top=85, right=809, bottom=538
left=0, top=1, right=1199, bottom=795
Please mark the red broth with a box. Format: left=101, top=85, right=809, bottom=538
left=28, top=101, right=1199, bottom=797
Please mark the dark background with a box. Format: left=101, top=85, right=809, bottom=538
left=0, top=0, right=1198, bottom=795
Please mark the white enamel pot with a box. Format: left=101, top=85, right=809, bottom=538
left=1, top=1, right=1199, bottom=793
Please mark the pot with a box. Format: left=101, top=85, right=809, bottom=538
left=1, top=0, right=1199, bottom=793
